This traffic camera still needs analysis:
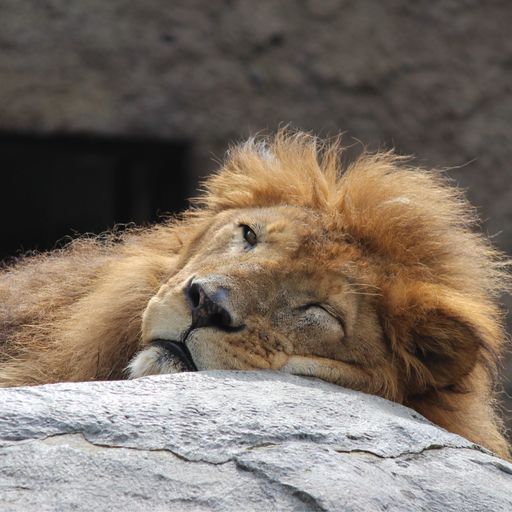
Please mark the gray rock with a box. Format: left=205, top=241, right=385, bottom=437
left=0, top=371, right=510, bottom=511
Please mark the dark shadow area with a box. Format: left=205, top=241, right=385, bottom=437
left=0, top=133, right=190, bottom=260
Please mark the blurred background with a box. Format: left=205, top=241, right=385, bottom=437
left=0, top=1, right=511, bottom=419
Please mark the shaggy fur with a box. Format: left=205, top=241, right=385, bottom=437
left=0, top=131, right=510, bottom=459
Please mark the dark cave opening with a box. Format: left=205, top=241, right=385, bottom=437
left=0, top=132, right=190, bottom=260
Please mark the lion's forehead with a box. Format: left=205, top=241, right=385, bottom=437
left=196, top=205, right=350, bottom=262
left=214, top=205, right=321, bottom=236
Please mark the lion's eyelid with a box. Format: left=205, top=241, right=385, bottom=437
left=300, top=303, right=346, bottom=332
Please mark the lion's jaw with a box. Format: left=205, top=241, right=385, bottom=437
left=127, top=206, right=387, bottom=393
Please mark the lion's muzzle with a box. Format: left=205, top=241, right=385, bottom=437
left=185, top=279, right=241, bottom=332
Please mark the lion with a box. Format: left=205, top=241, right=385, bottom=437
left=0, top=131, right=510, bottom=459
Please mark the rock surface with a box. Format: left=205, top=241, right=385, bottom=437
left=0, top=371, right=510, bottom=511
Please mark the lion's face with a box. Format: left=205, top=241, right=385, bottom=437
left=127, top=205, right=387, bottom=388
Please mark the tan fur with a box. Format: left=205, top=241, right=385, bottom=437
left=0, top=131, right=510, bottom=459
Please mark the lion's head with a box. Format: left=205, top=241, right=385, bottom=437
left=129, top=205, right=386, bottom=392
left=126, top=132, right=509, bottom=417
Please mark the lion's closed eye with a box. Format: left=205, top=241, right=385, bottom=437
left=302, top=303, right=344, bottom=327
left=292, top=304, right=345, bottom=351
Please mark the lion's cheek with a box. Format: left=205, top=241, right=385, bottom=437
left=279, top=355, right=365, bottom=389
left=186, top=330, right=275, bottom=371
left=270, top=351, right=289, bottom=370
left=279, top=356, right=319, bottom=377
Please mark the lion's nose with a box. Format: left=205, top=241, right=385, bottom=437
left=185, top=280, right=234, bottom=330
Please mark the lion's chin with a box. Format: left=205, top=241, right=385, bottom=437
left=126, top=341, right=197, bottom=379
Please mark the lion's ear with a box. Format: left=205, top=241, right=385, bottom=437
left=407, top=309, right=482, bottom=392
left=390, top=286, right=504, bottom=394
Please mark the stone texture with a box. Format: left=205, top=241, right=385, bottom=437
left=0, top=371, right=511, bottom=511
left=0, top=0, right=511, bottom=427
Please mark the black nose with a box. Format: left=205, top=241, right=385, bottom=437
left=185, top=281, right=234, bottom=330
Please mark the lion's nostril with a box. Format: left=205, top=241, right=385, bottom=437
left=185, top=280, right=239, bottom=332
left=187, top=282, right=202, bottom=309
